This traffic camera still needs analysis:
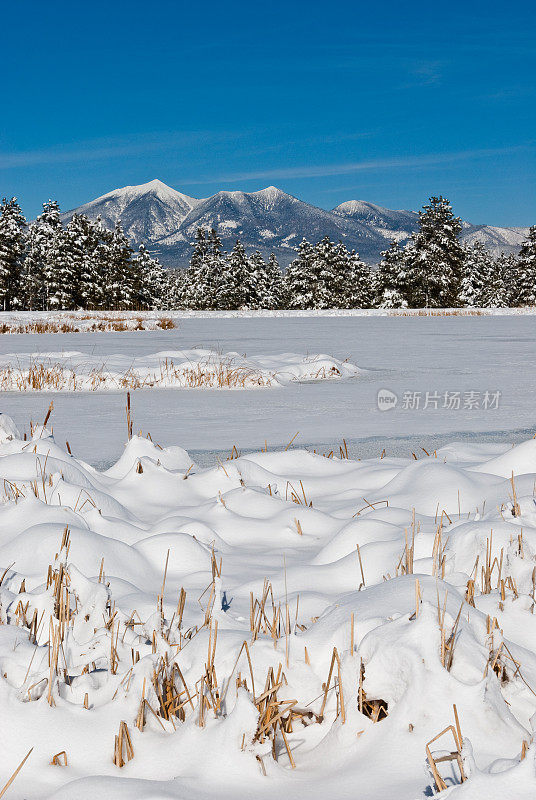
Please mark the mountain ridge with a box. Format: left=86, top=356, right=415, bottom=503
left=61, top=179, right=529, bottom=268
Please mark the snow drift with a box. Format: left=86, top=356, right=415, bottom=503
left=1, top=418, right=536, bottom=798
left=0, top=350, right=361, bottom=392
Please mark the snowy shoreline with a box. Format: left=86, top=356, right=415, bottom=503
left=0, top=306, right=535, bottom=335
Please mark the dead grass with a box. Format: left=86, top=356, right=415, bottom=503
left=0, top=316, right=177, bottom=334
left=0, top=355, right=273, bottom=392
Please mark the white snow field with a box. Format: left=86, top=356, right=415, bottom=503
left=1, top=312, right=536, bottom=799
left=2, top=416, right=536, bottom=798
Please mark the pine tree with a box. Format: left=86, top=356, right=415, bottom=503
left=285, top=239, right=317, bottom=309
left=484, top=254, right=508, bottom=308
left=459, top=243, right=492, bottom=306
left=217, top=240, right=251, bottom=309
left=45, top=224, right=77, bottom=309
left=183, top=228, right=223, bottom=309
left=260, top=253, right=285, bottom=309
left=337, top=244, right=372, bottom=308
left=107, top=221, right=133, bottom=309
left=184, top=227, right=208, bottom=308
left=0, top=197, right=27, bottom=310
left=162, top=268, right=186, bottom=310
left=22, top=200, right=62, bottom=310
left=229, top=249, right=285, bottom=310
left=133, top=244, right=166, bottom=309
left=405, top=196, right=463, bottom=307
left=246, top=251, right=268, bottom=309
left=312, top=237, right=338, bottom=308
left=376, top=240, right=409, bottom=308
left=89, top=217, right=113, bottom=309
left=68, top=215, right=101, bottom=309
left=497, top=253, right=521, bottom=307
left=516, top=226, right=536, bottom=306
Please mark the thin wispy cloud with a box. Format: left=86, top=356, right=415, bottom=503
left=0, top=130, right=241, bottom=170
left=186, top=144, right=533, bottom=185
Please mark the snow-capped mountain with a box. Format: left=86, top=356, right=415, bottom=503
left=60, top=179, right=200, bottom=247
left=62, top=179, right=529, bottom=267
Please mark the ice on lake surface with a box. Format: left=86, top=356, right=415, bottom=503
left=0, top=314, right=534, bottom=466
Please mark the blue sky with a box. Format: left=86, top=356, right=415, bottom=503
left=2, top=0, right=535, bottom=224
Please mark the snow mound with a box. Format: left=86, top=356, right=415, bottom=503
left=0, top=349, right=361, bottom=392
left=1, top=421, right=536, bottom=797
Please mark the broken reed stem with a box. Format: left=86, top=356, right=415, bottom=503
left=126, top=392, right=133, bottom=440
left=319, top=647, right=345, bottom=723
left=426, top=705, right=466, bottom=793
left=113, top=721, right=134, bottom=767
left=356, top=544, right=366, bottom=589
left=0, top=748, right=34, bottom=798
left=511, top=472, right=521, bottom=517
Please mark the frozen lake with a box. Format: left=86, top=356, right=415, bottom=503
left=0, top=313, right=534, bottom=466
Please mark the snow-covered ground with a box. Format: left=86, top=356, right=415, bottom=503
left=1, top=313, right=536, bottom=798
left=2, top=415, right=536, bottom=798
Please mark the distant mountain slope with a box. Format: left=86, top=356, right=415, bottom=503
left=62, top=179, right=529, bottom=268
left=154, top=186, right=389, bottom=266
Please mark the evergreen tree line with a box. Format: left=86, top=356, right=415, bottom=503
left=0, top=195, right=535, bottom=311
left=0, top=199, right=168, bottom=311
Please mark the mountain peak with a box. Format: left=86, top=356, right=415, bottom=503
left=253, top=185, right=296, bottom=207
left=138, top=178, right=175, bottom=194
left=114, top=179, right=191, bottom=201
left=256, top=185, right=284, bottom=197
left=335, top=200, right=382, bottom=214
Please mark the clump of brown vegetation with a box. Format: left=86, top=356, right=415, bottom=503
left=0, top=314, right=177, bottom=334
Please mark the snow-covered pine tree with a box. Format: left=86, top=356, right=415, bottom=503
left=311, top=236, right=339, bottom=308
left=246, top=251, right=267, bottom=309
left=0, top=197, right=27, bottom=310
left=459, top=242, right=492, bottom=307
left=183, top=228, right=224, bottom=309
left=496, top=253, right=520, bottom=307
left=162, top=268, right=186, bottom=310
left=516, top=226, right=536, bottom=306
left=263, top=253, right=285, bottom=309
left=217, top=240, right=251, bottom=309
left=68, top=214, right=102, bottom=309
left=89, top=217, right=113, bottom=309
left=133, top=244, right=166, bottom=309
left=375, top=240, right=409, bottom=308
left=22, top=200, right=62, bottom=310
left=45, top=223, right=77, bottom=309
left=484, top=254, right=508, bottom=308
left=285, top=238, right=317, bottom=309
left=242, top=251, right=284, bottom=309
left=183, top=228, right=208, bottom=308
left=337, top=244, right=372, bottom=308
left=107, top=221, right=134, bottom=309
left=405, top=196, right=463, bottom=307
